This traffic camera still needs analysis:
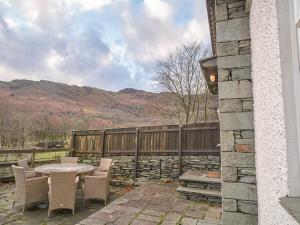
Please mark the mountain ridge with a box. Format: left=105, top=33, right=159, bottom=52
left=0, top=79, right=176, bottom=130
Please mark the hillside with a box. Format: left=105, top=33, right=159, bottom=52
left=0, top=80, right=177, bottom=130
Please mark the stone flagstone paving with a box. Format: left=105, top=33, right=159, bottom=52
left=0, top=181, right=222, bottom=225
left=0, top=183, right=126, bottom=225
left=77, top=182, right=222, bottom=225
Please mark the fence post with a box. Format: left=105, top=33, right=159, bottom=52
left=178, top=125, right=183, bottom=176
left=134, top=128, right=140, bottom=179
left=101, top=129, right=106, bottom=158
left=31, top=150, right=35, bottom=167
left=70, top=131, right=76, bottom=157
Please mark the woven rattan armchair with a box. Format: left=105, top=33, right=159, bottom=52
left=60, top=157, right=78, bottom=164
left=12, top=165, right=48, bottom=212
left=83, top=165, right=112, bottom=205
left=93, top=158, right=113, bottom=175
left=17, top=159, right=38, bottom=179
left=48, top=171, right=79, bottom=217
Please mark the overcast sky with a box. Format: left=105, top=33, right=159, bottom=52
left=0, top=0, right=210, bottom=91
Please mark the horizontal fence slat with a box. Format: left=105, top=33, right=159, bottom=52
left=183, top=126, right=219, bottom=131
left=0, top=148, right=69, bottom=154
left=0, top=159, right=60, bottom=168
left=140, top=129, right=178, bottom=133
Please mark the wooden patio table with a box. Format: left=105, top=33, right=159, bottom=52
left=34, top=163, right=95, bottom=175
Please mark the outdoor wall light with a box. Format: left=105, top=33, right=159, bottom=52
left=210, top=74, right=216, bottom=83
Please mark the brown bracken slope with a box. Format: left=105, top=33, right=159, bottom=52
left=0, top=80, right=177, bottom=129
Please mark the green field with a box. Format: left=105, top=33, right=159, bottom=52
left=0, top=150, right=69, bottom=164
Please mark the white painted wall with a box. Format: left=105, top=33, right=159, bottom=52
left=250, top=0, right=299, bottom=224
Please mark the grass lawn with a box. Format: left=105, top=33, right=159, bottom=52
left=0, top=150, right=69, bottom=164
left=35, top=151, right=68, bottom=161
left=0, top=150, right=69, bottom=177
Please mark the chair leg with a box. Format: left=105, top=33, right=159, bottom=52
left=22, top=205, right=25, bottom=213
left=47, top=210, right=51, bottom=218
left=72, top=208, right=75, bottom=215
left=12, top=201, right=15, bottom=209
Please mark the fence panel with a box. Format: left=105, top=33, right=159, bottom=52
left=72, top=123, right=220, bottom=156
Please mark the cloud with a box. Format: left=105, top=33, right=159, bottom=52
left=120, top=0, right=209, bottom=65
left=0, top=0, right=210, bottom=91
left=144, top=0, right=173, bottom=21
left=71, top=0, right=113, bottom=11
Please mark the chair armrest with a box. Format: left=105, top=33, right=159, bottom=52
left=93, top=170, right=108, bottom=177
left=84, top=176, right=109, bottom=190
left=84, top=175, right=108, bottom=182
left=74, top=176, right=79, bottom=191
left=26, top=175, right=48, bottom=182
left=25, top=171, right=39, bottom=179
left=26, top=176, right=49, bottom=188
left=94, top=166, right=108, bottom=172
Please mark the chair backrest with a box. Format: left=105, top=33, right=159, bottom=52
left=49, top=171, right=77, bottom=204
left=12, top=165, right=26, bottom=199
left=18, top=159, right=30, bottom=170
left=61, top=157, right=78, bottom=164
left=99, top=158, right=113, bottom=171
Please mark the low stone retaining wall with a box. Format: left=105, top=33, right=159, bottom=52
left=80, top=154, right=220, bottom=184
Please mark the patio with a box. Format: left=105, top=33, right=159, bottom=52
left=0, top=181, right=221, bottom=225
left=77, top=181, right=222, bottom=225
left=0, top=123, right=222, bottom=225
left=0, top=183, right=127, bottom=225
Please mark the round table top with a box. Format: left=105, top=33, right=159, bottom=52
left=34, top=163, right=95, bottom=174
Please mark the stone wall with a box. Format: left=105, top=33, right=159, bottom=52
left=80, top=154, right=220, bottom=183
left=215, top=0, right=258, bottom=224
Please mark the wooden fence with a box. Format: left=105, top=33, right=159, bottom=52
left=0, top=123, right=220, bottom=181
left=71, top=123, right=220, bottom=176
left=0, top=148, right=69, bottom=181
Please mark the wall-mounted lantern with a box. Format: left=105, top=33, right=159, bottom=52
left=199, top=56, right=218, bottom=94
left=210, top=74, right=216, bottom=83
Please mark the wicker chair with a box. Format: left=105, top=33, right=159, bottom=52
left=48, top=171, right=79, bottom=217
left=83, top=165, right=112, bottom=205
left=17, top=159, right=38, bottom=179
left=12, top=165, right=48, bottom=212
left=93, top=158, right=113, bottom=175
left=60, top=157, right=78, bottom=164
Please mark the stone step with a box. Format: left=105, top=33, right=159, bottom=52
left=176, top=186, right=221, bottom=198
left=186, top=183, right=221, bottom=190
left=179, top=170, right=221, bottom=184
left=179, top=174, right=221, bottom=184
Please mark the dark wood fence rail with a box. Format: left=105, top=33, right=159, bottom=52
left=0, top=148, right=69, bottom=167
left=71, top=123, right=220, bottom=176
left=0, top=148, right=70, bottom=181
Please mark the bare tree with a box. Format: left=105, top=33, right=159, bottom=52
left=153, top=42, right=210, bottom=124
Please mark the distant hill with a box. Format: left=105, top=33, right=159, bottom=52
left=0, top=80, right=178, bottom=130
left=118, top=88, right=147, bottom=94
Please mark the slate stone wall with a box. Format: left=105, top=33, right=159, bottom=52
left=80, top=154, right=220, bottom=181
left=215, top=0, right=258, bottom=224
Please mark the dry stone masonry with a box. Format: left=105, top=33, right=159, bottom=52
left=215, top=0, right=258, bottom=224
left=80, top=154, right=220, bottom=185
